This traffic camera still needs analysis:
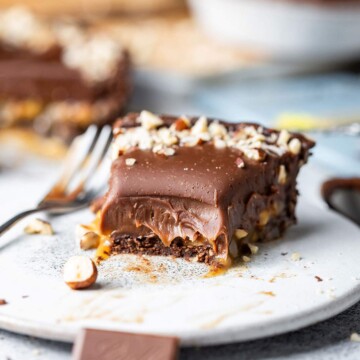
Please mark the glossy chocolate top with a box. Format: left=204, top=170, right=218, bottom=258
left=110, top=144, right=277, bottom=206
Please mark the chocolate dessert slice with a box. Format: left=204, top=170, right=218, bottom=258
left=98, top=111, right=314, bottom=266
left=0, top=7, right=131, bottom=143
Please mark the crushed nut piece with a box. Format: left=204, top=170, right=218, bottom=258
left=125, top=158, right=136, bottom=166
left=0, top=299, right=7, bottom=305
left=24, top=218, right=54, bottom=235
left=235, top=157, right=245, bottom=168
left=242, top=255, right=251, bottom=263
left=139, top=110, right=164, bottom=130
left=278, top=165, right=287, bottom=184
left=113, top=113, right=307, bottom=164
left=288, top=138, right=302, bottom=155
left=63, top=256, right=98, bottom=290
left=172, top=117, right=190, bottom=131
left=234, top=228, right=248, bottom=239
left=350, top=333, right=360, bottom=342
left=214, top=138, right=226, bottom=149
left=258, top=210, right=270, bottom=226
left=191, top=116, right=208, bottom=135
left=291, top=252, right=301, bottom=261
left=162, top=147, right=176, bottom=156
left=209, top=121, right=227, bottom=137
left=277, top=129, right=290, bottom=146
left=248, top=243, right=259, bottom=255
left=79, top=231, right=100, bottom=250
left=157, top=127, right=177, bottom=146
left=181, top=136, right=201, bottom=147
left=243, top=148, right=266, bottom=161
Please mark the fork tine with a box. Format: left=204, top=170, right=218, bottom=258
left=42, top=126, right=101, bottom=201
left=66, top=125, right=113, bottom=199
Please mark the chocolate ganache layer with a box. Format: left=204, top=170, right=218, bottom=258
left=98, top=111, right=315, bottom=266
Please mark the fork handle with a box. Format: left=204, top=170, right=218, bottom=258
left=0, top=208, right=43, bottom=237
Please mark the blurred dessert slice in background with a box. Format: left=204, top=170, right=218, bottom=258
left=0, top=7, right=132, bottom=153
left=0, top=0, right=186, bottom=17
left=99, top=13, right=264, bottom=76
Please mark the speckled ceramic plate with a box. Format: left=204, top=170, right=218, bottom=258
left=0, top=154, right=359, bottom=346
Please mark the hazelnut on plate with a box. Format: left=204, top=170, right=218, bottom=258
left=63, top=256, right=98, bottom=290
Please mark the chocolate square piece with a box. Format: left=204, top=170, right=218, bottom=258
left=73, top=329, right=178, bottom=360
left=98, top=111, right=314, bottom=266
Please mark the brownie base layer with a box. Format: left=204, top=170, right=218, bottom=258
left=110, top=200, right=295, bottom=266
left=111, top=233, right=217, bottom=265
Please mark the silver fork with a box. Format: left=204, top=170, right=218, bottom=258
left=0, top=125, right=113, bottom=237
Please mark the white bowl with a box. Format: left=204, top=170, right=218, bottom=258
left=188, top=0, right=360, bottom=63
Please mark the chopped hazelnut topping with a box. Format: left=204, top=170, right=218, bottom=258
left=277, top=129, right=290, bottom=146
left=191, top=116, right=208, bottom=135
left=162, top=147, right=176, bottom=156
left=243, top=149, right=262, bottom=161
left=24, top=218, right=54, bottom=235
left=139, top=110, right=164, bottom=130
left=213, top=138, right=226, bottom=149
left=112, top=112, right=306, bottom=163
left=288, top=138, right=302, bottom=155
left=62, top=34, right=123, bottom=83
left=291, top=252, right=301, bottom=261
left=209, top=122, right=227, bottom=137
left=153, top=145, right=176, bottom=156
left=181, top=136, right=201, bottom=147
left=125, top=158, right=136, bottom=166
left=235, top=157, right=245, bottom=168
left=171, top=117, right=190, bottom=131
left=158, top=127, right=178, bottom=146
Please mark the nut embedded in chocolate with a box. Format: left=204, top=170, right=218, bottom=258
left=24, top=218, right=54, bottom=235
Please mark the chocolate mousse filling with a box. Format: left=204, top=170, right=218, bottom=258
left=97, top=112, right=315, bottom=266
